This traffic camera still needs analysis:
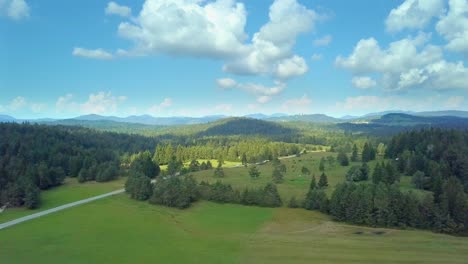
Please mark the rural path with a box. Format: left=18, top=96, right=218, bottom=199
left=0, top=189, right=125, bottom=231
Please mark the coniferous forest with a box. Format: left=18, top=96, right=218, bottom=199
left=1, top=121, right=468, bottom=236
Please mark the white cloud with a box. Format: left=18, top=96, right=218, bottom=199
left=117, top=0, right=248, bottom=59
left=336, top=32, right=468, bottom=91
left=56, top=94, right=77, bottom=112
left=281, top=94, right=311, bottom=112
left=72, top=47, right=114, bottom=60
left=385, top=0, right=444, bottom=33
left=275, top=55, right=308, bottom=80
left=311, top=53, right=322, bottom=61
left=223, top=0, right=320, bottom=80
left=30, top=103, right=47, bottom=113
left=436, top=0, right=468, bottom=55
left=148, top=98, right=173, bottom=114
left=237, top=81, right=286, bottom=103
left=9, top=96, right=26, bottom=110
left=334, top=95, right=435, bottom=113
left=81, top=92, right=126, bottom=114
left=216, top=78, right=237, bottom=89
left=444, top=95, right=464, bottom=108
left=0, top=0, right=30, bottom=20
left=56, top=92, right=126, bottom=115
left=351, top=76, right=377, bottom=89
left=105, top=1, right=131, bottom=17
left=313, top=35, right=332, bottom=46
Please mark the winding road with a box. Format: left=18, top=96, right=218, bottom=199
left=0, top=189, right=124, bottom=231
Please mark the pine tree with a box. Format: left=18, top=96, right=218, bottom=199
left=362, top=143, right=371, bottom=162
left=372, top=162, right=383, bottom=184
left=319, top=157, right=326, bottom=172
left=249, top=166, right=261, bottom=179
left=351, top=144, right=358, bottom=162
left=318, top=172, right=328, bottom=188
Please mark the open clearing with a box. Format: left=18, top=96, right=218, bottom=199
left=191, top=152, right=382, bottom=200
left=1, top=195, right=467, bottom=264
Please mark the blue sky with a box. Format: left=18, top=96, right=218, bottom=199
left=1, top=0, right=467, bottom=118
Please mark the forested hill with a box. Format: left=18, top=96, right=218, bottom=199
left=337, top=113, right=468, bottom=135
left=197, top=118, right=298, bottom=138
left=0, top=123, right=160, bottom=208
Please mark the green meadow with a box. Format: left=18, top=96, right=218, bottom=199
left=1, top=196, right=467, bottom=264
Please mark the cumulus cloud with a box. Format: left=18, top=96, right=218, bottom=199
left=148, top=98, right=173, bottom=114
left=56, top=92, right=126, bottom=114
left=336, top=32, right=468, bottom=91
left=237, top=82, right=286, bottom=103
left=351, top=76, right=377, bottom=89
left=281, top=94, right=311, bottom=112
left=105, top=1, right=131, bottom=17
left=436, top=0, right=468, bottom=55
left=223, top=0, right=320, bottom=80
left=9, top=96, right=27, bottom=110
left=72, top=47, right=114, bottom=60
left=117, top=0, right=248, bottom=59
left=313, top=35, right=332, bottom=46
left=0, top=0, right=30, bottom=20
left=216, top=78, right=237, bottom=89
left=81, top=92, right=127, bottom=114
left=385, top=0, right=444, bottom=33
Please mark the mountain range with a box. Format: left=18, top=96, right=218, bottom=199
left=1, top=110, right=468, bottom=126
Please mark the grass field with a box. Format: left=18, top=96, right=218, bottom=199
left=191, top=152, right=381, bottom=201
left=0, top=177, right=125, bottom=224
left=1, top=195, right=467, bottom=264
left=160, top=159, right=242, bottom=171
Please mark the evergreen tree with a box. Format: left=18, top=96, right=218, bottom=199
left=337, top=152, right=349, bottom=166
left=249, top=166, right=261, bottom=179
left=214, top=162, right=225, bottom=178
left=360, top=163, right=369, bottom=181
left=362, top=143, right=371, bottom=162
left=288, top=196, right=300, bottom=208
left=23, top=183, right=40, bottom=209
left=319, top=157, right=326, bottom=172
left=241, top=153, right=247, bottom=166
left=318, top=172, right=328, bottom=188
left=412, top=171, right=426, bottom=189
left=351, top=144, right=358, bottom=162
left=372, top=162, right=383, bottom=184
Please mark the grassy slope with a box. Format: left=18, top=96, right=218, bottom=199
left=1, top=196, right=467, bottom=264
left=191, top=152, right=381, bottom=201
left=244, top=208, right=468, bottom=264
left=0, top=196, right=272, bottom=264
left=0, top=177, right=125, bottom=224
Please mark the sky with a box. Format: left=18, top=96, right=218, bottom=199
left=1, top=0, right=467, bottom=119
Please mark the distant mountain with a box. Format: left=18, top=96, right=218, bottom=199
left=0, top=115, right=16, bottom=122
left=338, top=113, right=468, bottom=135
left=268, top=114, right=342, bottom=123
left=74, top=114, right=227, bottom=126
left=244, top=113, right=288, bottom=119
left=416, top=110, right=468, bottom=118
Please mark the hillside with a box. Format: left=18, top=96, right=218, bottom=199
left=197, top=117, right=298, bottom=137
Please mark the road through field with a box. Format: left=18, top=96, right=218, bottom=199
left=0, top=189, right=124, bottom=231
